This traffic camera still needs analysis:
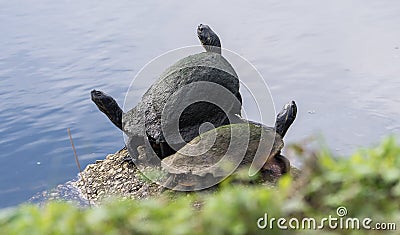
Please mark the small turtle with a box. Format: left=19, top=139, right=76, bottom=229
left=91, top=24, right=242, bottom=161
left=160, top=101, right=297, bottom=191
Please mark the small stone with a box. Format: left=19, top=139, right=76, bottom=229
left=106, top=154, right=114, bottom=160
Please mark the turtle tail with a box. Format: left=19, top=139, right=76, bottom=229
left=274, top=101, right=297, bottom=138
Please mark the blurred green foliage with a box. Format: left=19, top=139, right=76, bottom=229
left=1, top=137, right=399, bottom=235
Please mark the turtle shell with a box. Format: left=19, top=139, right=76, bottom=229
left=145, top=52, right=242, bottom=146
left=122, top=52, right=242, bottom=154
left=160, top=123, right=283, bottom=190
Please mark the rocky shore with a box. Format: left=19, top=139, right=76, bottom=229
left=73, top=148, right=163, bottom=204
left=72, top=147, right=301, bottom=205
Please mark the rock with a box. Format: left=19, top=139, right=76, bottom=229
left=73, top=148, right=163, bottom=204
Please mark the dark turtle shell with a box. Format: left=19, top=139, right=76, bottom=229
left=123, top=52, right=242, bottom=157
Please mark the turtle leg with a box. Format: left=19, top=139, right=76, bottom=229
left=275, top=101, right=297, bottom=138
left=121, top=142, right=138, bottom=164
left=121, top=154, right=136, bottom=164
left=121, top=135, right=145, bottom=164
left=145, top=134, right=176, bottom=160
left=159, top=142, right=175, bottom=159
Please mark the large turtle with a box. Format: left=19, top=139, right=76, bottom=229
left=159, top=101, right=297, bottom=191
left=91, top=24, right=242, bottom=161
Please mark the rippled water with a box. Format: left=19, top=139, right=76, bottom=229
left=0, top=0, right=399, bottom=208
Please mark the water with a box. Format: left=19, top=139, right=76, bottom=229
left=0, top=0, right=399, bottom=208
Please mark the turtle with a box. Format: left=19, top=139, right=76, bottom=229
left=159, top=101, right=297, bottom=191
left=91, top=24, right=242, bottom=161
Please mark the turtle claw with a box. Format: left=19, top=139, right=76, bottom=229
left=121, top=155, right=137, bottom=165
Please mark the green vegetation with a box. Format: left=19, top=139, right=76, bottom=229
left=1, top=137, right=399, bottom=235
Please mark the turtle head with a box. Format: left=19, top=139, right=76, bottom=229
left=275, top=101, right=297, bottom=138
left=91, top=89, right=123, bottom=130
left=197, top=24, right=221, bottom=54
left=262, top=154, right=291, bottom=179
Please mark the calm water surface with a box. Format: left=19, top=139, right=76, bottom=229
left=0, top=0, right=399, bottom=208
